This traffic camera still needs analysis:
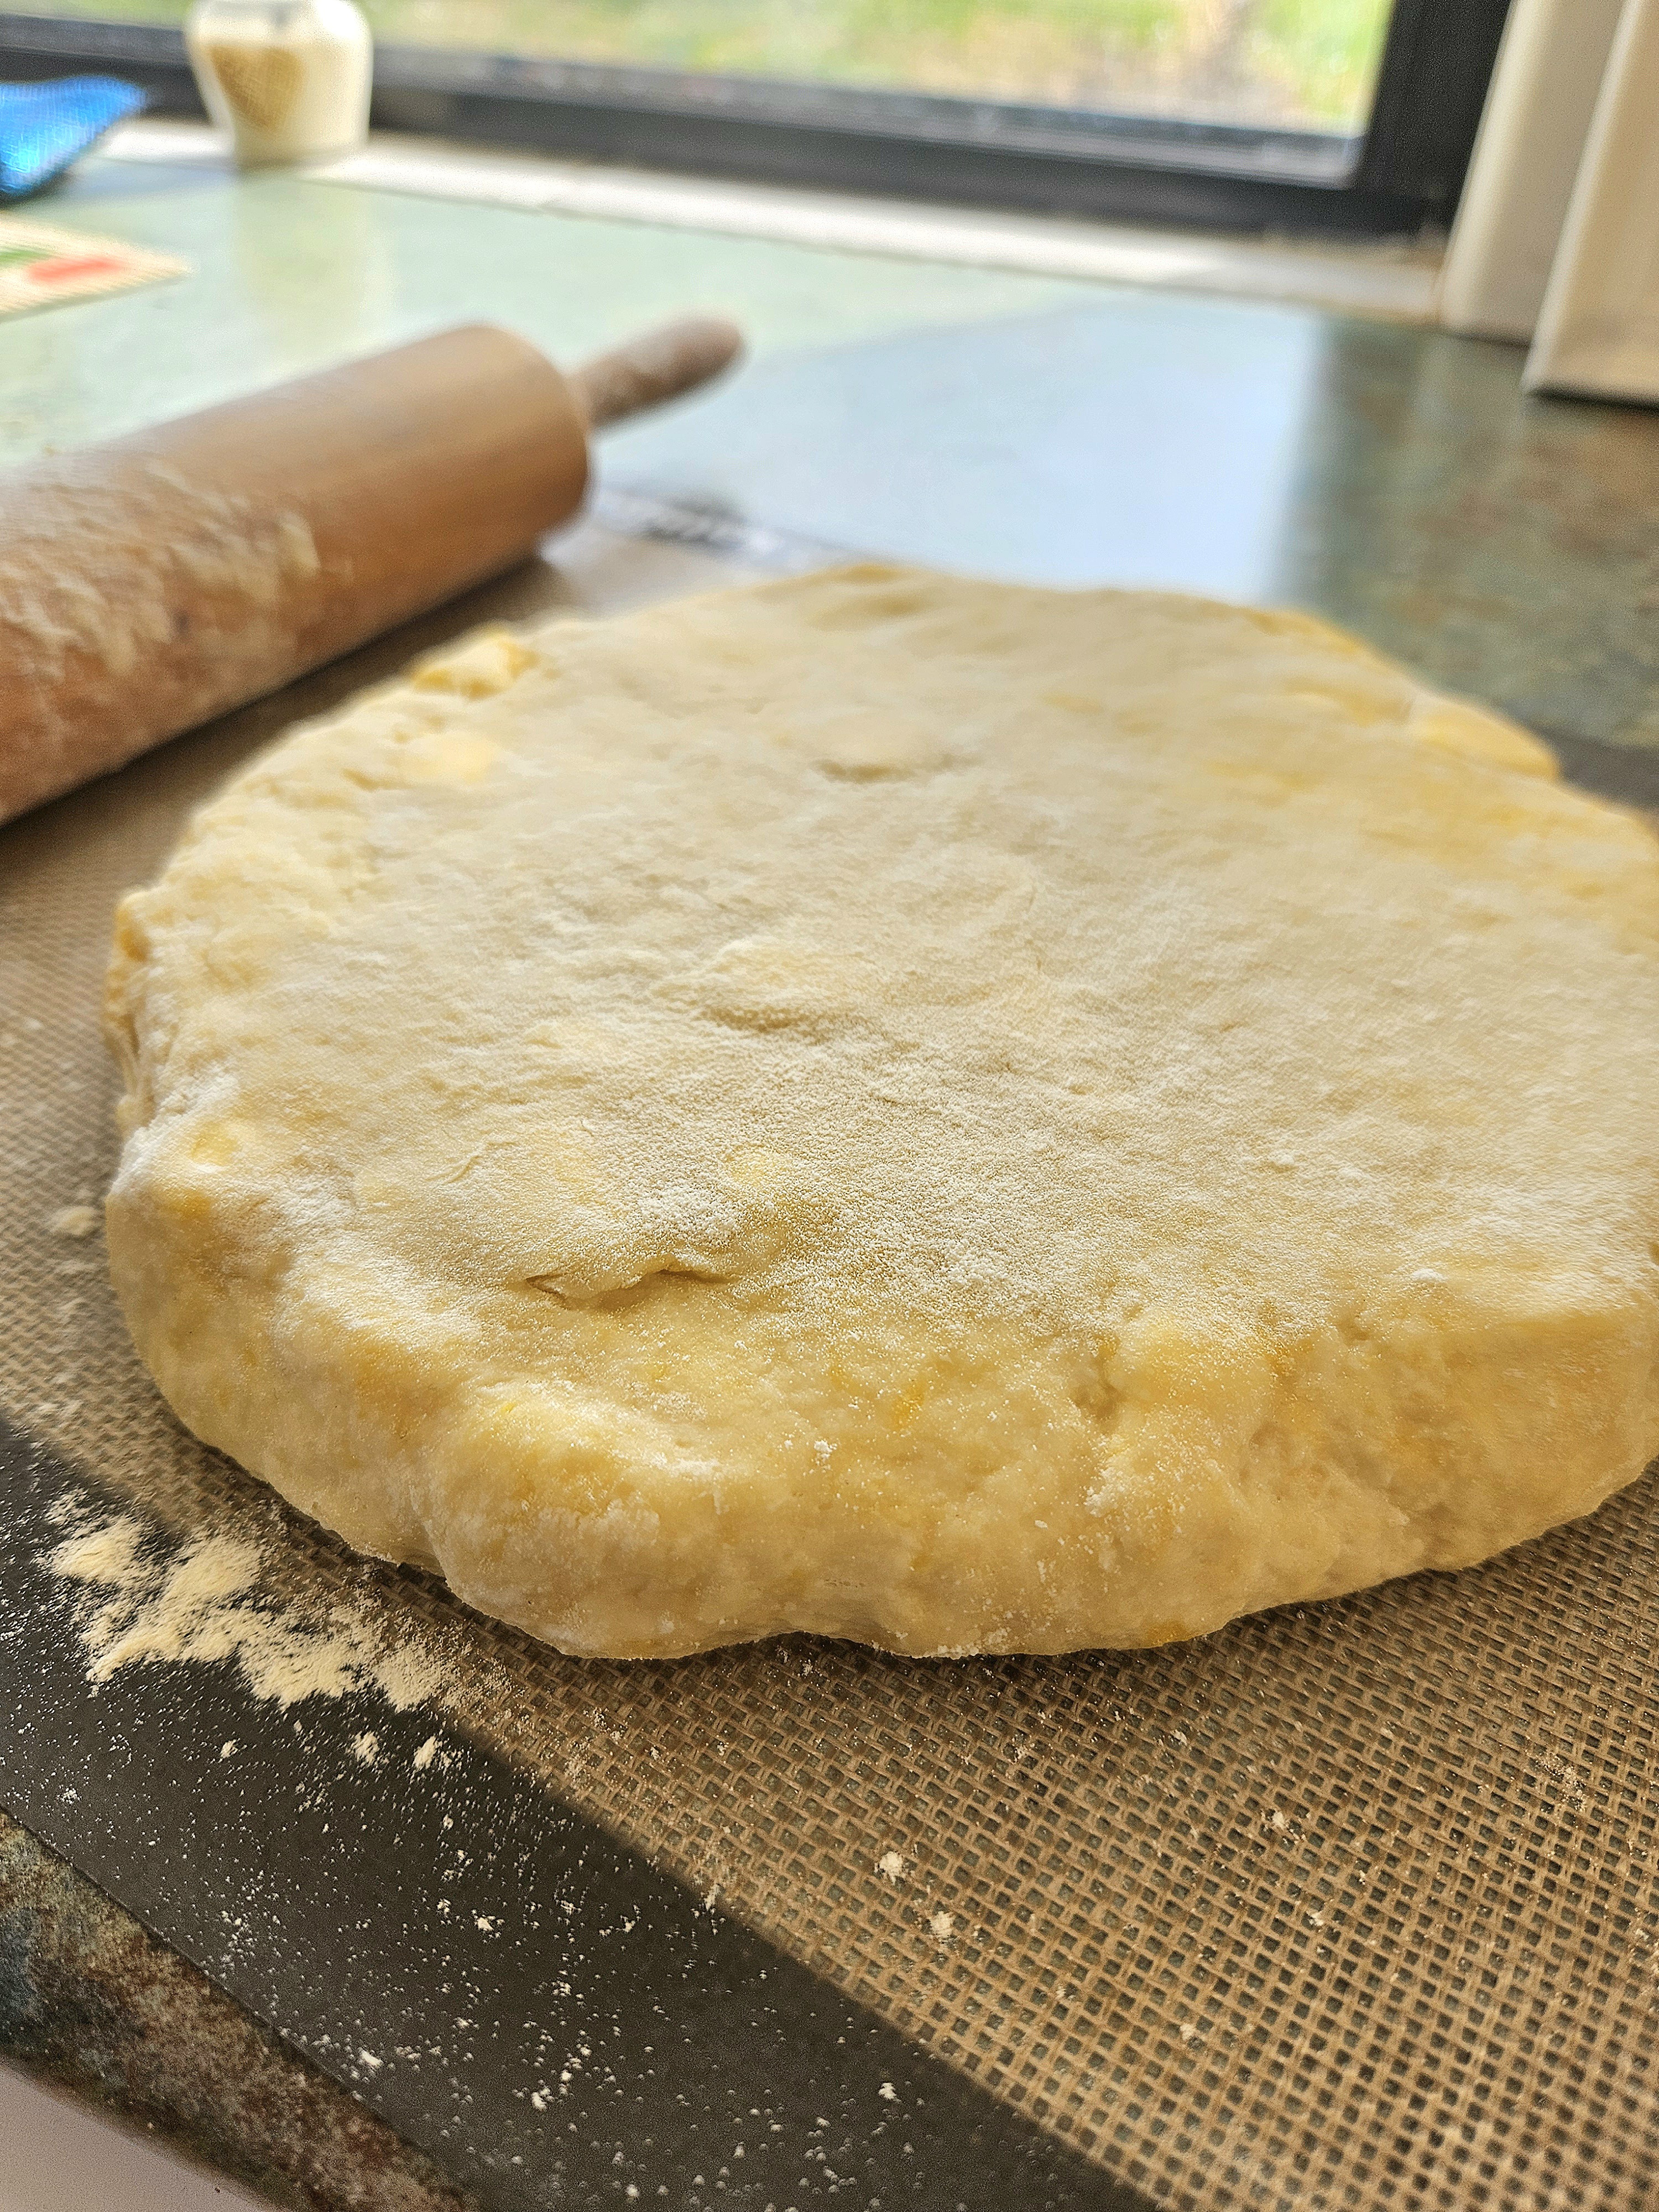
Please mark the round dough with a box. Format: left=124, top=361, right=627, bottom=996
left=104, top=567, right=1659, bottom=1658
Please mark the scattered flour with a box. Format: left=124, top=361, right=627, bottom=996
left=2, top=453, right=322, bottom=820
left=48, top=1203, right=101, bottom=1239
left=46, top=1510, right=443, bottom=1713
left=877, top=1850, right=906, bottom=1884
left=378, top=1645, right=442, bottom=1712
left=927, top=1911, right=955, bottom=1942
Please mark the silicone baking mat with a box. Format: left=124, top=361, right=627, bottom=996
left=3, top=509, right=1658, bottom=2211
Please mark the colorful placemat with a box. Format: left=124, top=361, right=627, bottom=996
left=0, top=214, right=187, bottom=317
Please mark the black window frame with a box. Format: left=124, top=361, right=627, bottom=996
left=0, top=0, right=1510, bottom=236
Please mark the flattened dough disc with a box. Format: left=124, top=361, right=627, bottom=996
left=105, top=567, right=1659, bottom=1657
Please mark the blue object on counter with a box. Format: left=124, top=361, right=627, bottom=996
left=0, top=76, right=147, bottom=201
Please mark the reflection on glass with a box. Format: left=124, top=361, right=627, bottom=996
left=40, top=0, right=1395, bottom=134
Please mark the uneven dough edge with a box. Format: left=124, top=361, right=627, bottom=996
left=102, top=1167, right=1659, bottom=1658
left=102, top=567, right=1659, bottom=1659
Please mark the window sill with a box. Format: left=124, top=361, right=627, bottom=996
left=102, top=119, right=1442, bottom=325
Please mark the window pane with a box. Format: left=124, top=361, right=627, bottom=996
left=28, top=0, right=1397, bottom=135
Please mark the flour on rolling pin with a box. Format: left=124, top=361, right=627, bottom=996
left=3, top=459, right=320, bottom=686
left=0, top=317, right=741, bottom=827
left=0, top=455, right=324, bottom=822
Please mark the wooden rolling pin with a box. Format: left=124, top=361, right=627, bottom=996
left=0, top=316, right=742, bottom=826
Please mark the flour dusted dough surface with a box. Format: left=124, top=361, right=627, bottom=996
left=105, top=567, right=1659, bottom=1658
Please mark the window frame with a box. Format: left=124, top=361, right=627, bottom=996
left=0, top=0, right=1511, bottom=236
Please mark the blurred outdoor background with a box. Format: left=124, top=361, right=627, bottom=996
left=36, top=0, right=1396, bottom=133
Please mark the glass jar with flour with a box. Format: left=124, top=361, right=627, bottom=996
left=185, top=0, right=371, bottom=166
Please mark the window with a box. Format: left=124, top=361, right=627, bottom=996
left=1, top=0, right=1512, bottom=233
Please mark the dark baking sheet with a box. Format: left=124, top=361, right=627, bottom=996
left=0, top=1417, right=1136, bottom=2212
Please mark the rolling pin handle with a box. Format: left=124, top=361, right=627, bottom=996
left=570, top=316, right=744, bottom=432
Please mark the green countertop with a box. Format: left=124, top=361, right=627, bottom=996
left=6, top=150, right=1657, bottom=754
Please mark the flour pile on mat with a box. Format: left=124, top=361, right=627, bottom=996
left=47, top=1507, right=442, bottom=1709
left=101, top=566, right=1659, bottom=1658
